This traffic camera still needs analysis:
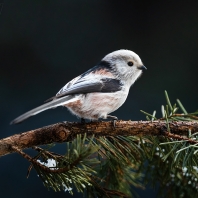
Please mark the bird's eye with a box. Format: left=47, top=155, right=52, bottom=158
left=127, top=61, right=133, bottom=66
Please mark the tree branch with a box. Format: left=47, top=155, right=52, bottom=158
left=1, top=120, right=198, bottom=157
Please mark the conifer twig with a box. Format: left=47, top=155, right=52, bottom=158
left=163, top=131, right=198, bottom=144
left=1, top=120, right=198, bottom=157
left=12, top=144, right=84, bottom=173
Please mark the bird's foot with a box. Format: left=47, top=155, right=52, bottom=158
left=107, top=115, right=118, bottom=127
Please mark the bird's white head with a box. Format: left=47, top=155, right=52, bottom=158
left=102, top=49, right=146, bottom=86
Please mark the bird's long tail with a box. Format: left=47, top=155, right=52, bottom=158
left=10, top=95, right=75, bottom=125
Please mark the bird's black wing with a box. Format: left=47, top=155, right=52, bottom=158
left=58, top=77, right=121, bottom=97
left=45, top=61, right=121, bottom=102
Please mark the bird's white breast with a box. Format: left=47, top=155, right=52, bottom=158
left=66, top=88, right=129, bottom=120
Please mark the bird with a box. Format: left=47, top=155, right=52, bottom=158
left=10, top=49, right=147, bottom=125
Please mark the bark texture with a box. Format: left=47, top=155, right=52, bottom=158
left=1, top=120, right=198, bottom=157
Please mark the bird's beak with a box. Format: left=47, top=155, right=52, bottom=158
left=138, top=65, right=147, bottom=70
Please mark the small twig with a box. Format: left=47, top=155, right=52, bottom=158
left=11, top=145, right=83, bottom=174
left=159, top=114, right=198, bottom=120
left=27, top=146, right=63, bottom=178
left=11, top=146, right=56, bottom=172
left=163, top=131, right=198, bottom=144
left=32, top=146, right=63, bottom=158
left=172, top=114, right=198, bottom=120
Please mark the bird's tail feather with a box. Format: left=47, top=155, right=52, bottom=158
left=10, top=95, right=75, bottom=124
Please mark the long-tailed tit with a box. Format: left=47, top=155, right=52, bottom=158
left=10, top=49, right=146, bottom=125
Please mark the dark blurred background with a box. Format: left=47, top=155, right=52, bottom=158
left=0, top=1, right=198, bottom=197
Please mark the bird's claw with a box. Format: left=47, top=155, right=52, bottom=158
left=107, top=115, right=118, bottom=127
